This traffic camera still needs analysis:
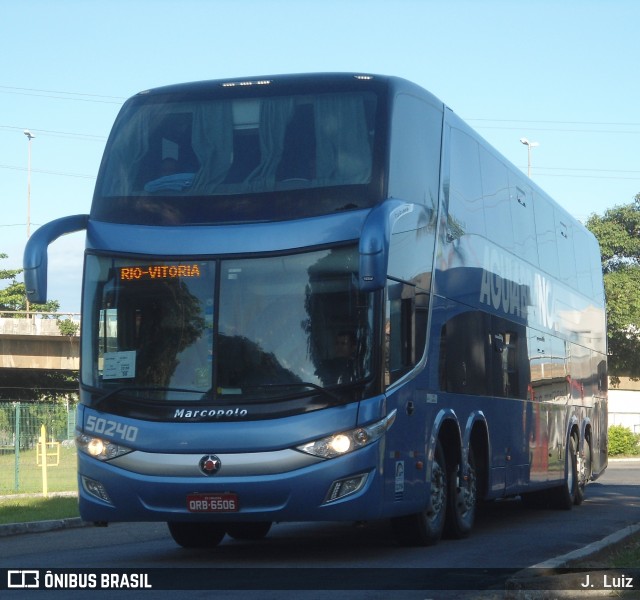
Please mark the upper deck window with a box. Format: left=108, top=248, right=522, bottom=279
left=93, top=89, right=380, bottom=224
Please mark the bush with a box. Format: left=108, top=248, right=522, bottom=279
left=608, top=425, right=640, bottom=456
left=57, top=318, right=79, bottom=336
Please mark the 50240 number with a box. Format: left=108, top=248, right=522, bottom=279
left=85, top=415, right=139, bottom=442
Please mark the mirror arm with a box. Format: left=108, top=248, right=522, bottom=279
left=358, top=199, right=411, bottom=291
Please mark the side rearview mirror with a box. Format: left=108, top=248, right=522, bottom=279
left=23, top=214, right=89, bottom=304
left=358, top=200, right=430, bottom=292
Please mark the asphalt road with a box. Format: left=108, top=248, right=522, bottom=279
left=1, top=459, right=639, bottom=599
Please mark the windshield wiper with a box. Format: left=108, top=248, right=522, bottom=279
left=90, top=385, right=205, bottom=411
left=88, top=381, right=344, bottom=411
left=234, top=382, right=343, bottom=402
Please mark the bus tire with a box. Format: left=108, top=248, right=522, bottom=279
left=226, top=521, right=272, bottom=541
left=391, top=440, right=447, bottom=546
left=445, top=445, right=477, bottom=538
left=575, top=436, right=591, bottom=506
left=167, top=521, right=226, bottom=548
left=548, top=433, right=579, bottom=510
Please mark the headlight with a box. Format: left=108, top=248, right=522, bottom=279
left=297, top=410, right=397, bottom=459
left=76, top=433, right=132, bottom=461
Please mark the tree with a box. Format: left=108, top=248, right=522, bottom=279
left=0, top=253, right=59, bottom=314
left=0, top=369, right=78, bottom=402
left=585, top=194, right=640, bottom=380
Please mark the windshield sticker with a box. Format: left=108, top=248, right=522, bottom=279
left=103, top=351, right=136, bottom=379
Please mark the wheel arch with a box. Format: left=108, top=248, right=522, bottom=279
left=567, top=414, right=581, bottom=452
left=580, top=417, right=593, bottom=451
left=429, top=409, right=462, bottom=473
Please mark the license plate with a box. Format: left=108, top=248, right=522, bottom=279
left=187, top=493, right=239, bottom=513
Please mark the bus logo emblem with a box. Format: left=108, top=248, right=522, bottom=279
left=199, top=455, right=221, bottom=476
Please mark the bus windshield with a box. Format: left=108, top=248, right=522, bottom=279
left=92, top=89, right=380, bottom=224
left=81, top=246, right=374, bottom=408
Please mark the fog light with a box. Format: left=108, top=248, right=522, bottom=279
left=81, top=476, right=113, bottom=504
left=325, top=473, right=368, bottom=503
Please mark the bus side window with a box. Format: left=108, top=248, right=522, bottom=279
left=509, top=176, right=538, bottom=266
left=386, top=280, right=428, bottom=386
left=440, top=310, right=489, bottom=396
left=574, top=228, right=595, bottom=298
left=480, top=146, right=512, bottom=252
left=491, top=329, right=519, bottom=398
left=386, top=282, right=413, bottom=384
left=415, top=290, right=429, bottom=365
left=556, top=211, right=578, bottom=290
left=449, top=127, right=484, bottom=239
left=388, top=93, right=442, bottom=209
left=489, top=318, right=528, bottom=400
left=533, top=192, right=559, bottom=279
left=385, top=214, right=434, bottom=387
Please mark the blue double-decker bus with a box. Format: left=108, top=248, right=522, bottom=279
left=24, top=73, right=607, bottom=547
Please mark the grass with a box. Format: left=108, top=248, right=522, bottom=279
left=0, top=445, right=78, bottom=495
left=0, top=494, right=79, bottom=525
left=569, top=530, right=640, bottom=569
left=605, top=534, right=640, bottom=568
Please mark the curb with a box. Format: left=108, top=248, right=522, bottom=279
left=531, top=522, right=640, bottom=569
left=503, top=523, right=640, bottom=595
left=0, top=517, right=91, bottom=537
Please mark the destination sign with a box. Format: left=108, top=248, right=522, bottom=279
left=119, top=264, right=201, bottom=281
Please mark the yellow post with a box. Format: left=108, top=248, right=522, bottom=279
left=40, top=424, right=48, bottom=498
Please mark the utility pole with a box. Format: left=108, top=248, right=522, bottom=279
left=24, top=130, right=35, bottom=317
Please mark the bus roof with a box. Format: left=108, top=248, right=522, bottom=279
left=132, top=72, right=443, bottom=107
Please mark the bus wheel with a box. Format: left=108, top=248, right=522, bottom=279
left=391, top=440, right=447, bottom=546
left=548, top=434, right=579, bottom=510
left=446, top=446, right=477, bottom=538
left=226, top=522, right=272, bottom=541
left=575, top=437, right=591, bottom=506
left=167, top=522, right=226, bottom=548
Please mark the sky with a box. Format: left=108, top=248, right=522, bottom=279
left=1, top=0, right=639, bottom=313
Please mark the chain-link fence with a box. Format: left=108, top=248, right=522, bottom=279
left=0, top=402, right=77, bottom=494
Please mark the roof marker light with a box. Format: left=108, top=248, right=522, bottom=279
left=221, top=79, right=272, bottom=88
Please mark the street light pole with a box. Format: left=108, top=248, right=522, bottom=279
left=24, top=130, right=35, bottom=238
left=24, top=130, right=35, bottom=317
left=519, top=137, right=539, bottom=178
